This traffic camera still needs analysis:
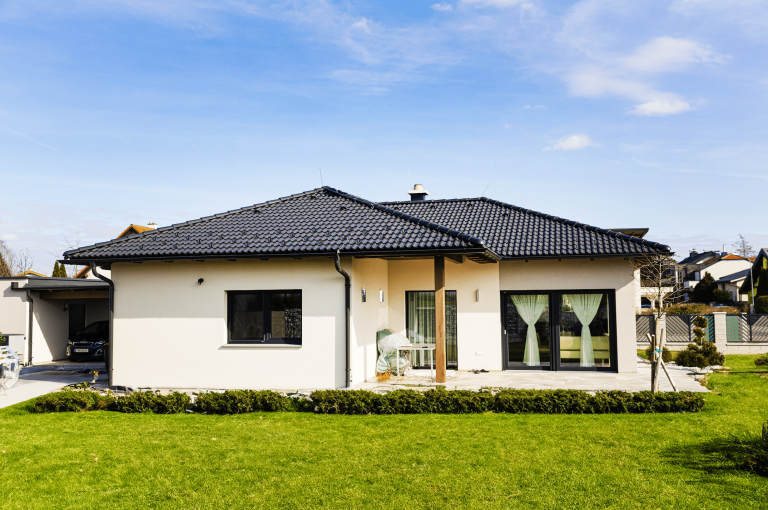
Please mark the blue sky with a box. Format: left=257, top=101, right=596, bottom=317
left=1, top=0, right=766, bottom=273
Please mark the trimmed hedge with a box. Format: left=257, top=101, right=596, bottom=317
left=33, top=388, right=705, bottom=415
left=195, top=390, right=295, bottom=414
left=115, top=391, right=190, bottom=414
left=308, top=388, right=705, bottom=415
left=33, top=391, right=115, bottom=413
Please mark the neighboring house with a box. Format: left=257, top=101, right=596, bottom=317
left=679, top=251, right=753, bottom=302
left=60, top=185, right=670, bottom=390
left=713, top=269, right=750, bottom=302
left=0, top=275, right=109, bottom=364
left=12, top=270, right=48, bottom=278
left=75, top=223, right=157, bottom=279
left=740, top=248, right=768, bottom=305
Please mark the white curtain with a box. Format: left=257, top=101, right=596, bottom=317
left=511, top=295, right=548, bottom=366
left=565, top=294, right=603, bottom=367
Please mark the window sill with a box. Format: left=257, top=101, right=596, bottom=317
left=220, top=344, right=302, bottom=349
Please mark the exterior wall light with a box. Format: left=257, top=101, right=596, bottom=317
left=197, top=278, right=204, bottom=285
left=362, top=289, right=366, bottom=302
left=379, top=290, right=384, bottom=302
left=476, top=289, right=480, bottom=302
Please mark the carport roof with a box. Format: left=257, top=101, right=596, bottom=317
left=60, top=186, right=670, bottom=265
left=10, top=276, right=108, bottom=291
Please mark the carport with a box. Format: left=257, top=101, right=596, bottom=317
left=3, top=276, right=109, bottom=365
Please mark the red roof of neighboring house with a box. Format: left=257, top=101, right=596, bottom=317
left=13, top=270, right=47, bottom=277
left=722, top=254, right=756, bottom=261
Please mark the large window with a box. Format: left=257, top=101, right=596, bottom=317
left=502, top=290, right=615, bottom=371
left=228, top=290, right=302, bottom=345
left=406, top=291, right=457, bottom=367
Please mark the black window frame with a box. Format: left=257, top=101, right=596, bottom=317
left=227, top=290, right=302, bottom=345
left=500, top=289, right=618, bottom=372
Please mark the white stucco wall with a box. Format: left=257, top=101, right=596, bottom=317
left=348, top=257, right=388, bottom=384
left=110, top=258, right=346, bottom=390
left=0, top=279, right=28, bottom=336
left=499, top=258, right=637, bottom=373
left=387, top=259, right=502, bottom=372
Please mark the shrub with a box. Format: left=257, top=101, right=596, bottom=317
left=692, top=272, right=716, bottom=303
left=115, top=391, right=190, bottom=414
left=755, top=355, right=768, bottom=366
left=756, top=296, right=768, bottom=314
left=743, top=421, right=768, bottom=475
left=195, top=390, right=293, bottom=414
left=33, top=390, right=114, bottom=413
left=712, top=289, right=732, bottom=304
left=667, top=303, right=707, bottom=316
left=308, top=388, right=704, bottom=414
left=645, top=345, right=672, bottom=364
left=675, top=342, right=725, bottom=369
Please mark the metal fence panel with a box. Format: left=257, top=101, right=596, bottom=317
left=666, top=315, right=691, bottom=343
left=636, top=315, right=655, bottom=342
left=749, top=315, right=768, bottom=342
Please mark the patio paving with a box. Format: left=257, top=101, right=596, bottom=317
left=357, top=359, right=710, bottom=393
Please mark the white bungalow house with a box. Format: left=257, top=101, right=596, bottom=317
left=60, top=186, right=671, bottom=390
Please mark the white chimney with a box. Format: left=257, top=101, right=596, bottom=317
left=147, top=222, right=158, bottom=230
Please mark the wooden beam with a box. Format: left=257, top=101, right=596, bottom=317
left=434, top=255, right=446, bottom=384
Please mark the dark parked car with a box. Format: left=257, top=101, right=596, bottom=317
left=66, top=321, right=109, bottom=361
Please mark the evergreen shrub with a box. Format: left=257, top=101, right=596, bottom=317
left=712, top=289, right=732, bottom=304
left=645, top=345, right=672, bottom=363
left=675, top=342, right=725, bottom=369
left=33, top=390, right=114, bottom=413
left=114, top=391, right=190, bottom=414
left=756, top=296, right=768, bottom=314
left=195, top=390, right=294, bottom=414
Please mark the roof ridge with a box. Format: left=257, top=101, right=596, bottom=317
left=323, top=186, right=487, bottom=248
left=477, top=197, right=671, bottom=252
left=63, top=187, right=328, bottom=257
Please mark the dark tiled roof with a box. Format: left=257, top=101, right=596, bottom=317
left=677, top=251, right=718, bottom=266
left=62, top=187, right=669, bottom=263
left=379, top=198, right=668, bottom=258
left=713, top=269, right=750, bottom=284
left=63, top=188, right=486, bottom=262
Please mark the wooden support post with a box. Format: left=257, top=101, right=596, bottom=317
left=435, top=255, right=446, bottom=384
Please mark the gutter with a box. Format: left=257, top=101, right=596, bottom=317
left=25, top=289, right=33, bottom=365
left=333, top=250, right=352, bottom=389
left=89, top=263, right=114, bottom=387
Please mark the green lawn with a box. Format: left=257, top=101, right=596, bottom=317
left=2, top=357, right=768, bottom=509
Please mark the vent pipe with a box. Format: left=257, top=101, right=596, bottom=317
left=407, top=184, right=429, bottom=202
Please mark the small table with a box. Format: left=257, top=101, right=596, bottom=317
left=395, top=343, right=436, bottom=379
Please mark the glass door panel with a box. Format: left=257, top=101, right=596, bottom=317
left=406, top=291, right=457, bottom=368
left=559, top=293, right=611, bottom=368
left=504, top=294, right=550, bottom=368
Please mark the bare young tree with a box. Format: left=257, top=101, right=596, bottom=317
left=632, top=252, right=685, bottom=392
left=0, top=240, right=35, bottom=275
left=733, top=234, right=756, bottom=259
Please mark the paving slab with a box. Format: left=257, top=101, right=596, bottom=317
left=357, top=361, right=709, bottom=393
left=0, top=370, right=99, bottom=409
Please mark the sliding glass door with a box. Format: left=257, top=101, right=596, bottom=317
left=406, top=291, right=457, bottom=368
left=502, top=290, right=616, bottom=371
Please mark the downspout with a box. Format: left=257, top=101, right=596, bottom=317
left=334, top=250, right=352, bottom=389
left=25, top=289, right=33, bottom=365
left=90, top=263, right=114, bottom=387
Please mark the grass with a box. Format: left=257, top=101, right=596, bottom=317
left=2, top=357, right=768, bottom=509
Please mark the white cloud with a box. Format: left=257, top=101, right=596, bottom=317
left=622, top=37, right=724, bottom=73
left=351, top=17, right=372, bottom=34
left=431, top=3, right=454, bottom=11
left=0, top=233, right=18, bottom=241
left=629, top=100, right=693, bottom=116
left=543, top=134, right=595, bottom=151
left=522, top=104, right=546, bottom=109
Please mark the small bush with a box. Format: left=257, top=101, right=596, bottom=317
left=645, top=345, right=672, bottom=363
left=195, top=390, right=293, bottom=414
left=115, top=391, right=190, bottom=414
left=667, top=303, right=707, bottom=315
left=33, top=390, right=114, bottom=413
left=712, top=289, right=732, bottom=304
left=755, top=355, right=768, bottom=366
left=675, top=342, right=725, bottom=369
left=756, top=296, right=768, bottom=314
